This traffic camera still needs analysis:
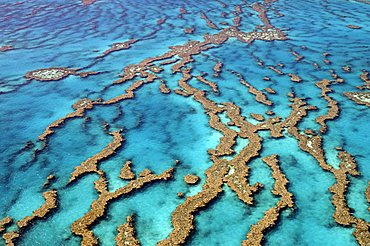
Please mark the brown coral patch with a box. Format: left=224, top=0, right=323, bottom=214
left=216, top=0, right=227, bottom=8
left=235, top=5, right=243, bottom=14
left=268, top=66, right=284, bottom=75
left=342, top=65, right=351, bottom=72
left=234, top=16, right=242, bottom=27
left=159, top=81, right=171, bottom=94
left=264, top=87, right=276, bottom=94
left=200, top=12, right=219, bottom=30
left=315, top=79, right=339, bottom=133
left=97, top=39, right=137, bottom=58
left=2, top=190, right=58, bottom=245
left=195, top=75, right=219, bottom=93
left=184, top=28, right=195, bottom=34
left=158, top=68, right=268, bottom=244
left=120, top=161, right=136, bottom=180
left=69, top=131, right=124, bottom=183
left=17, top=190, right=58, bottom=229
left=82, top=0, right=96, bottom=5
left=324, top=59, right=332, bottom=65
left=25, top=67, right=100, bottom=81
left=43, top=174, right=56, bottom=189
left=78, top=71, right=101, bottom=78
left=184, top=174, right=200, bottom=185
left=258, top=97, right=317, bottom=138
left=180, top=7, right=187, bottom=14
left=0, top=45, right=14, bottom=52
left=213, top=62, right=223, bottom=77
left=330, top=151, right=370, bottom=246
left=25, top=67, right=76, bottom=81
left=250, top=113, right=265, bottom=121
left=329, top=69, right=344, bottom=83
left=139, top=169, right=153, bottom=177
left=19, top=3, right=292, bottom=245
left=157, top=18, right=166, bottom=25
left=0, top=217, right=12, bottom=234
left=104, top=80, right=146, bottom=104
left=232, top=71, right=273, bottom=106
left=115, top=215, right=140, bottom=246
left=347, top=24, right=362, bottom=29
left=158, top=160, right=229, bottom=246
left=288, top=73, right=302, bottom=83
left=252, top=3, right=274, bottom=29
left=275, top=97, right=369, bottom=245
left=357, top=70, right=370, bottom=90
left=72, top=168, right=174, bottom=245
left=243, top=155, right=294, bottom=246
left=2, top=231, right=19, bottom=246
left=344, top=92, right=370, bottom=107
left=290, top=50, right=304, bottom=61
left=39, top=98, right=96, bottom=141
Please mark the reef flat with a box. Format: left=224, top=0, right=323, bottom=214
left=0, top=0, right=369, bottom=245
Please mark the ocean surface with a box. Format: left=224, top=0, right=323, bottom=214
left=0, top=0, right=369, bottom=245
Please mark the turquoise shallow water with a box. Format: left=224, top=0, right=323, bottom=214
left=0, top=0, right=369, bottom=245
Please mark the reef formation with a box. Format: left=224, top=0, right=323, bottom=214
left=0, top=0, right=369, bottom=245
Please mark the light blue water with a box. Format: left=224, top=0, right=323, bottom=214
left=0, top=0, right=369, bottom=245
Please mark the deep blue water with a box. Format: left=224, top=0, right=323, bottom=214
left=0, top=0, right=369, bottom=245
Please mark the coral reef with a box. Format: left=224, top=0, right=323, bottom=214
left=25, top=68, right=76, bottom=81
left=184, top=174, right=200, bottom=185
left=71, top=167, right=174, bottom=245
left=120, top=161, right=136, bottom=180
left=344, top=92, right=370, bottom=107
left=2, top=1, right=369, bottom=245
left=0, top=45, right=14, bottom=52
left=243, top=155, right=294, bottom=246
left=2, top=190, right=58, bottom=245
left=115, top=215, right=140, bottom=246
left=69, top=131, right=124, bottom=183
left=98, top=39, right=138, bottom=58
left=315, top=79, right=339, bottom=133
left=357, top=70, right=370, bottom=90
left=0, top=217, right=12, bottom=234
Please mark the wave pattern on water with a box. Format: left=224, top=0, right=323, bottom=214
left=0, top=0, right=369, bottom=245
